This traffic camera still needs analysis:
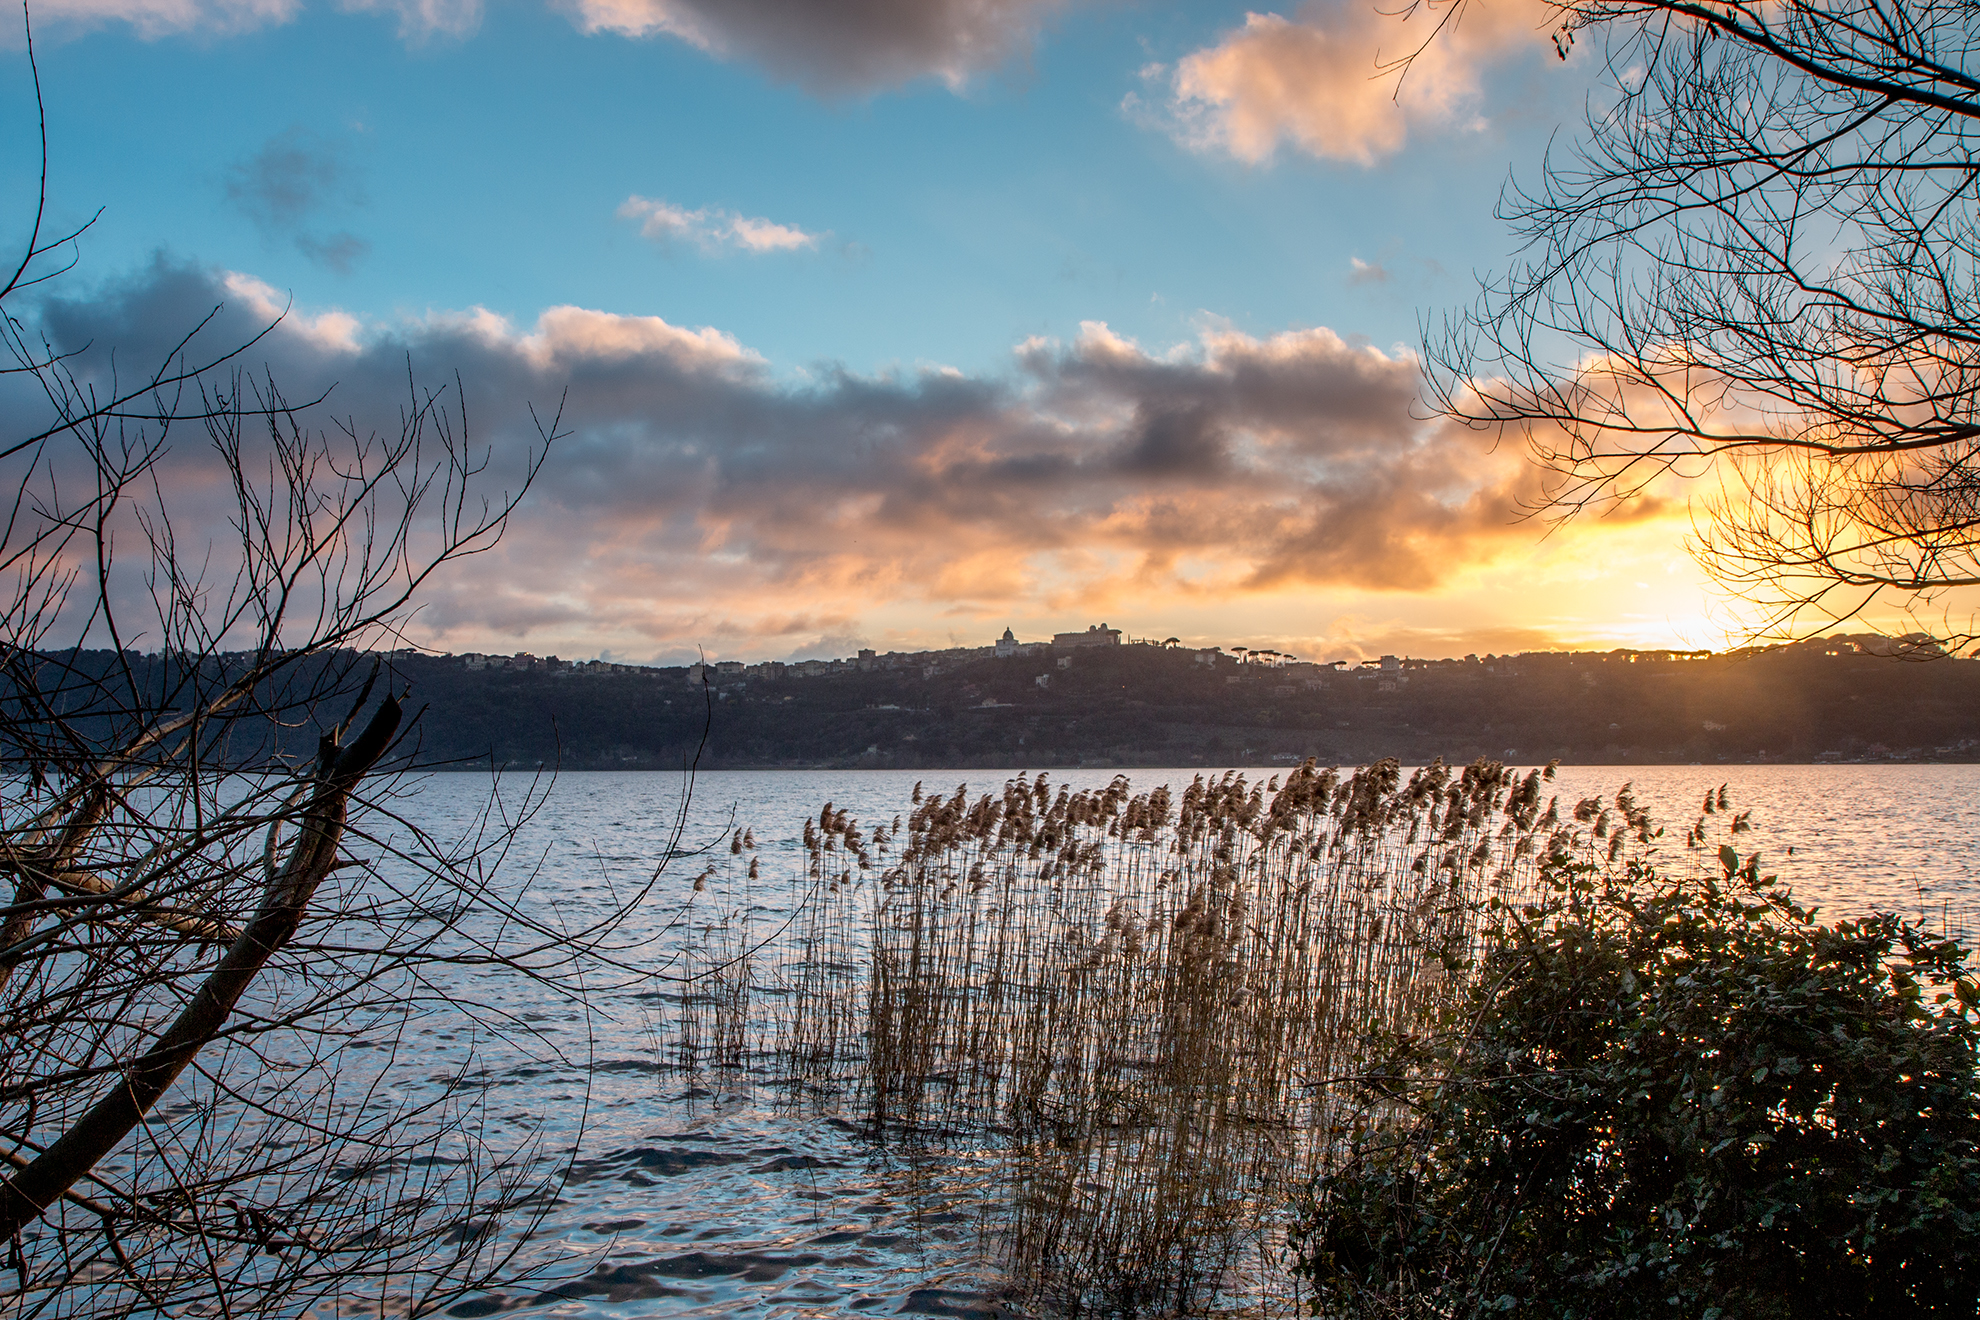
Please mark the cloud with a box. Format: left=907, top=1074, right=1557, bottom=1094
left=788, top=630, right=872, bottom=661
left=22, top=0, right=477, bottom=39
left=1348, top=257, right=1389, bottom=285
left=563, top=0, right=1067, bottom=93
left=1293, top=618, right=1573, bottom=662
left=618, top=196, right=821, bottom=254
left=224, top=128, right=370, bottom=274
left=22, top=0, right=299, bottom=39
left=16, top=258, right=1547, bottom=659
left=294, top=232, right=369, bottom=274
left=15, top=0, right=1059, bottom=84
left=15, top=0, right=1060, bottom=73
left=1144, top=0, right=1551, bottom=164
left=337, top=0, right=483, bottom=41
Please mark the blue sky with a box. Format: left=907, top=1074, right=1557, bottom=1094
left=0, top=0, right=1732, bottom=664
left=4, top=1, right=1565, bottom=371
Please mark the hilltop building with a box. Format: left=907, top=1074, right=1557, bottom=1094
left=1053, top=623, right=1122, bottom=649
left=994, top=627, right=1051, bottom=658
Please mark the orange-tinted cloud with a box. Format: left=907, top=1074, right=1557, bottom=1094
left=618, top=196, right=822, bottom=254
left=1146, top=0, right=1552, bottom=164
left=22, top=259, right=1555, bottom=661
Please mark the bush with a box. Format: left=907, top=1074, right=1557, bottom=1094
left=1293, top=851, right=1980, bottom=1318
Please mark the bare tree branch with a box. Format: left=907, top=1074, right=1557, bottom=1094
left=0, top=18, right=703, bottom=1317
left=1427, top=0, right=1980, bottom=645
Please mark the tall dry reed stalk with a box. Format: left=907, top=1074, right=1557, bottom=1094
left=656, top=832, right=763, bottom=1095
left=765, top=757, right=1652, bottom=1314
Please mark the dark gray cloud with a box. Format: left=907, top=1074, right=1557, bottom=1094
left=569, top=0, right=1069, bottom=93
left=294, top=231, right=368, bottom=275
left=223, top=129, right=369, bottom=274
left=18, top=0, right=1057, bottom=84
left=19, top=260, right=1539, bottom=655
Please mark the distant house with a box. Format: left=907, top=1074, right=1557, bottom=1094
left=995, top=627, right=1019, bottom=658
left=1053, top=623, right=1122, bottom=649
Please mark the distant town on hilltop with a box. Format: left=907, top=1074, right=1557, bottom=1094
left=371, top=623, right=1978, bottom=770
left=447, top=617, right=1841, bottom=684
left=22, top=626, right=1969, bottom=772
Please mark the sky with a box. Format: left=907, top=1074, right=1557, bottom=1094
left=0, top=0, right=1760, bottom=665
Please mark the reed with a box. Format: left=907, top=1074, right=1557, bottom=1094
left=767, top=757, right=1617, bottom=1313
left=654, top=832, right=763, bottom=1095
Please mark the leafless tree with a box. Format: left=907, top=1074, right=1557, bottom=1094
left=1426, top=0, right=1980, bottom=648
left=0, top=24, right=693, bottom=1318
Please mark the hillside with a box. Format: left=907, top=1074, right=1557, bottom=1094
left=379, top=638, right=1980, bottom=769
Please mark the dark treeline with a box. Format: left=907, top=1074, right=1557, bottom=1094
left=25, top=636, right=1961, bottom=771
left=0, top=647, right=392, bottom=772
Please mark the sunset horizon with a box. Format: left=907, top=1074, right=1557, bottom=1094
left=4, top=0, right=1872, bottom=666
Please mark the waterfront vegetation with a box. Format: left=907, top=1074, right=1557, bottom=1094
left=653, top=758, right=1980, bottom=1314
left=776, top=756, right=1541, bottom=1313
left=1293, top=852, right=1980, bottom=1318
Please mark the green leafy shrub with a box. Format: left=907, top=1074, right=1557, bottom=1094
left=1293, top=851, right=1980, bottom=1318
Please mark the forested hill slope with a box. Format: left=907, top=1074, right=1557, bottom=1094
left=20, top=641, right=1971, bottom=770
left=379, top=641, right=1980, bottom=769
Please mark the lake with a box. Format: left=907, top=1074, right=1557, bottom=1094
left=334, top=764, right=1980, bottom=1317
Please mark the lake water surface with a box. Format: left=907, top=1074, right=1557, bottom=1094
left=372, top=764, right=1980, bottom=1318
